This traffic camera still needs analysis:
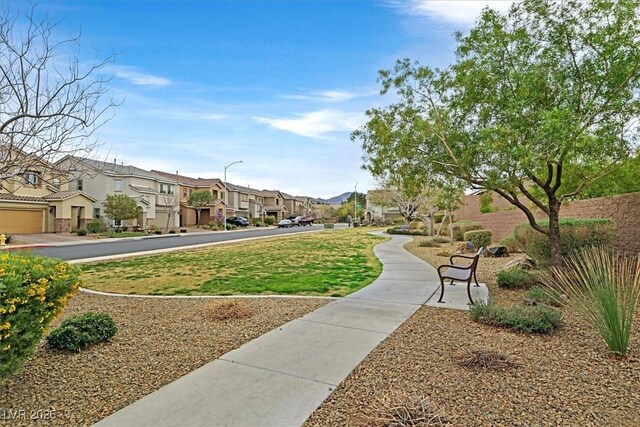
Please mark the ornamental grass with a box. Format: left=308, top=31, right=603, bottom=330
left=543, top=246, right=640, bottom=356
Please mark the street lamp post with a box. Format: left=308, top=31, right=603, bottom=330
left=354, top=181, right=358, bottom=224
left=223, top=160, right=243, bottom=231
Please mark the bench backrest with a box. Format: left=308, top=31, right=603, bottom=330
left=469, top=247, right=484, bottom=270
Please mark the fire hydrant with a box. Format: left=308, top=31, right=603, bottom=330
left=0, top=234, right=6, bottom=246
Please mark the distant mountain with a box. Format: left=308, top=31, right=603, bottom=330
left=311, top=192, right=352, bottom=205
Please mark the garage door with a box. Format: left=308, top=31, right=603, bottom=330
left=0, top=209, right=44, bottom=234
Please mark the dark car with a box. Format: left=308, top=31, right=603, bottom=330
left=226, top=216, right=249, bottom=227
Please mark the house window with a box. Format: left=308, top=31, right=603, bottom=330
left=52, top=178, right=61, bottom=190
left=93, top=208, right=101, bottom=219
left=212, top=190, right=218, bottom=199
left=276, top=198, right=280, bottom=205
left=24, top=171, right=39, bottom=186
left=114, top=179, right=122, bottom=192
left=241, top=194, right=249, bottom=202
left=77, top=179, right=83, bottom=191
left=112, top=219, right=122, bottom=228
left=160, top=184, right=174, bottom=194
left=183, top=189, right=188, bottom=197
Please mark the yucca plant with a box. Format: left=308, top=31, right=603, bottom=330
left=543, top=247, right=640, bottom=356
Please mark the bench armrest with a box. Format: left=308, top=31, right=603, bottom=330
left=449, top=254, right=475, bottom=264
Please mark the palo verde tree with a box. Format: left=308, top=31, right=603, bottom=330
left=0, top=4, right=115, bottom=189
left=103, top=194, right=138, bottom=229
left=188, top=190, right=213, bottom=226
left=354, top=0, right=640, bottom=266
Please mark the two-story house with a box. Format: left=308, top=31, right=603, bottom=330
left=364, top=190, right=402, bottom=223
left=259, top=190, right=289, bottom=220
left=153, top=170, right=226, bottom=227
left=0, top=152, right=95, bottom=234
left=59, top=157, right=180, bottom=229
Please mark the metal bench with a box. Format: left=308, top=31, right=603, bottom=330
left=436, top=247, right=484, bottom=304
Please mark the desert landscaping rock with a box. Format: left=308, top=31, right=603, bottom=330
left=0, top=293, right=328, bottom=426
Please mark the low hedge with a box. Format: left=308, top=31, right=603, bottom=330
left=450, top=221, right=483, bottom=241
left=513, top=218, right=616, bottom=266
left=0, top=254, right=81, bottom=379
left=386, top=228, right=430, bottom=236
left=464, top=229, right=492, bottom=248
left=470, top=303, right=563, bottom=334
left=47, top=312, right=117, bottom=351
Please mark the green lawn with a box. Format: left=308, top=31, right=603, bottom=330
left=81, top=228, right=386, bottom=297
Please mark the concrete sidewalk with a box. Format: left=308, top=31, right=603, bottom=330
left=93, top=233, right=488, bottom=427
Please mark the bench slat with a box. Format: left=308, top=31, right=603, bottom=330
left=440, top=267, right=471, bottom=281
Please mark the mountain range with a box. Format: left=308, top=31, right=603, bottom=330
left=309, top=192, right=352, bottom=205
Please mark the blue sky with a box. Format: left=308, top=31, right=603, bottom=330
left=15, top=0, right=514, bottom=198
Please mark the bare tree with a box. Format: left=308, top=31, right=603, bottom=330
left=159, top=192, right=180, bottom=232
left=0, top=4, right=115, bottom=191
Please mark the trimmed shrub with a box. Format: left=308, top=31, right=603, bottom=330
left=433, top=213, right=454, bottom=225
left=324, top=223, right=335, bottom=229
left=154, top=230, right=163, bottom=235
left=432, top=236, right=450, bottom=244
left=76, top=228, right=87, bottom=236
left=450, top=221, right=483, bottom=241
left=499, top=235, right=522, bottom=253
left=264, top=215, right=276, bottom=226
left=525, top=286, right=565, bottom=307
left=86, top=220, right=102, bottom=234
left=497, top=268, right=538, bottom=289
left=514, top=218, right=616, bottom=266
left=47, top=312, right=116, bottom=351
left=169, top=229, right=176, bottom=234
left=0, top=254, right=81, bottom=378
left=470, top=302, right=563, bottom=334
left=464, top=229, right=492, bottom=249
left=386, top=228, right=430, bottom=236
left=418, top=239, right=440, bottom=248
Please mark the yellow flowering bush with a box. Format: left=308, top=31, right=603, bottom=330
left=0, top=253, right=81, bottom=379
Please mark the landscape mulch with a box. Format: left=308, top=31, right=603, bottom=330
left=0, top=293, right=328, bottom=426
left=305, top=239, right=640, bottom=427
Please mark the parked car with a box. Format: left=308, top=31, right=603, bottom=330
left=298, top=216, right=314, bottom=226
left=277, top=219, right=293, bottom=228
left=226, top=216, right=249, bottom=227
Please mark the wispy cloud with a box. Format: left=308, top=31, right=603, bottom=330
left=281, top=90, right=366, bottom=102
left=388, top=0, right=517, bottom=25
left=109, top=65, right=172, bottom=87
left=253, top=109, right=364, bottom=139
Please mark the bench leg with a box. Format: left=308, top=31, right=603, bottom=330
left=467, top=280, right=475, bottom=305
left=473, top=270, right=480, bottom=287
left=437, top=277, right=446, bottom=303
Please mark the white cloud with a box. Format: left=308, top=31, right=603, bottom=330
left=109, top=65, right=172, bottom=87
left=389, top=0, right=518, bottom=25
left=253, top=109, right=364, bottom=139
left=282, top=90, right=359, bottom=102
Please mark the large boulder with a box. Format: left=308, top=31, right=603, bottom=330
left=501, top=255, right=536, bottom=271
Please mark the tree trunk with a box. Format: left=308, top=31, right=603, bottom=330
left=196, top=209, right=201, bottom=227
left=548, top=199, right=562, bottom=267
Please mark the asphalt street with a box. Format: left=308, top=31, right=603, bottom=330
left=31, top=225, right=323, bottom=261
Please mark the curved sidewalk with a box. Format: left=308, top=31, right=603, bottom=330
left=93, top=233, right=488, bottom=427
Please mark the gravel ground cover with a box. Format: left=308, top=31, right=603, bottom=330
left=0, top=292, right=329, bottom=426
left=306, top=238, right=640, bottom=426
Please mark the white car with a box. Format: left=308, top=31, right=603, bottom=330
left=277, top=219, right=293, bottom=228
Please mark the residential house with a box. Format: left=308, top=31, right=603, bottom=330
left=364, top=190, right=402, bottom=223
left=58, top=157, right=180, bottom=229
left=152, top=170, right=226, bottom=227
left=259, top=190, right=289, bottom=220
left=281, top=193, right=310, bottom=217
left=0, top=153, right=95, bottom=234
left=224, top=183, right=267, bottom=221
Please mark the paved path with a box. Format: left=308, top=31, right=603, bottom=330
left=93, top=233, right=488, bottom=427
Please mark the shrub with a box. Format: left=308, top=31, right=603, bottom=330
left=324, top=223, right=335, bottom=229
left=360, top=388, right=449, bottom=427
left=47, top=312, right=117, bottom=351
left=433, top=213, right=453, bottom=225
left=514, top=218, right=616, bottom=266
left=154, top=230, right=162, bottom=235
left=469, top=302, right=563, bottom=334
left=499, top=235, right=522, bottom=253
left=525, top=286, right=564, bottom=307
left=497, top=268, right=537, bottom=289
left=542, top=247, right=640, bottom=356
left=264, top=215, right=276, bottom=226
left=432, top=236, right=450, bottom=244
left=450, top=221, right=482, bottom=241
left=169, top=229, right=176, bottom=234
left=409, top=220, right=422, bottom=230
left=418, top=240, right=440, bottom=248
left=0, top=254, right=81, bottom=378
left=2, top=235, right=12, bottom=244
left=204, top=300, right=253, bottom=321
left=180, top=228, right=187, bottom=233
left=456, top=348, right=516, bottom=370
left=392, top=217, right=405, bottom=225
left=225, top=224, right=237, bottom=231
left=76, top=228, right=87, bottom=236
left=463, top=229, right=492, bottom=249
left=86, top=220, right=102, bottom=234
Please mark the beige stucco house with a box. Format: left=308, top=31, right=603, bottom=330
left=0, top=160, right=96, bottom=234
left=259, top=190, right=289, bottom=220
left=364, top=190, right=402, bottom=223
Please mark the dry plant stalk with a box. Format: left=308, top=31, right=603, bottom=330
left=456, top=348, right=516, bottom=370
left=204, top=300, right=253, bottom=321
left=359, top=388, right=450, bottom=426
left=543, top=247, right=640, bottom=356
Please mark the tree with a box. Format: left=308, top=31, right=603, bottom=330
left=0, top=4, right=114, bottom=190
left=354, top=0, right=640, bottom=266
left=103, top=194, right=138, bottom=229
left=159, top=193, right=180, bottom=232
left=188, top=190, right=213, bottom=226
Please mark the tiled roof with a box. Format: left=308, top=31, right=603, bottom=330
left=263, top=205, right=288, bottom=211
left=225, top=182, right=259, bottom=195
left=0, top=193, right=48, bottom=203
left=65, top=157, right=177, bottom=183
left=43, top=190, right=97, bottom=202
left=152, top=170, right=222, bottom=187
left=129, top=184, right=158, bottom=194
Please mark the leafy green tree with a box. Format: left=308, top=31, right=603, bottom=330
left=354, top=0, right=640, bottom=266
left=103, top=194, right=138, bottom=229
left=188, top=190, right=213, bottom=226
